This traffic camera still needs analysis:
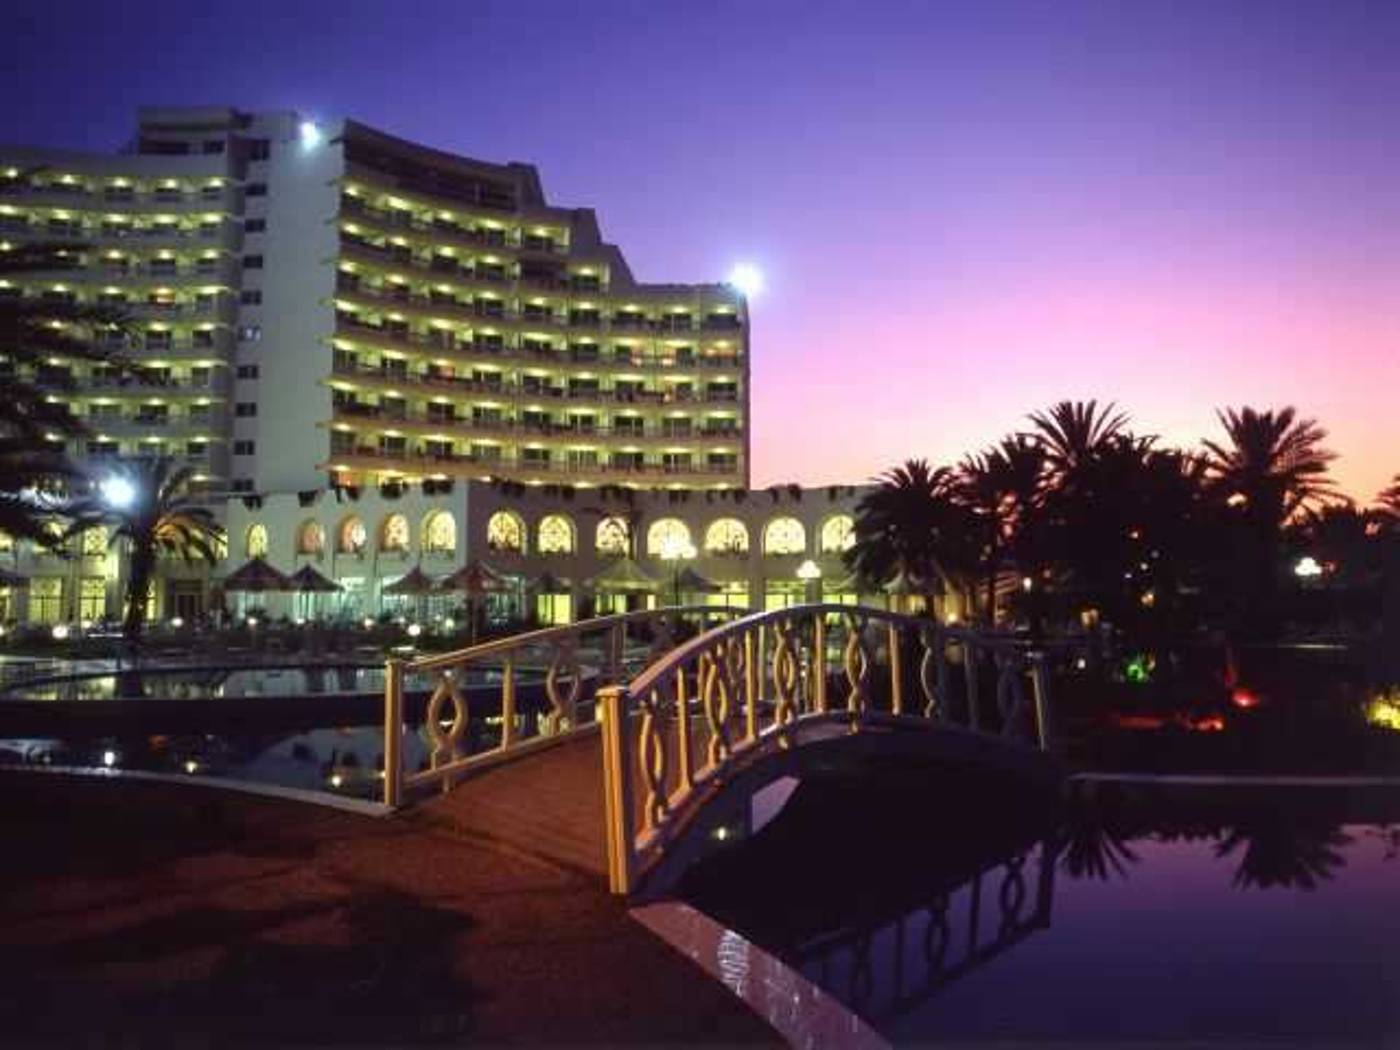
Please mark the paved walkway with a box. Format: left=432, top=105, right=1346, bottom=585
left=0, top=771, right=776, bottom=1045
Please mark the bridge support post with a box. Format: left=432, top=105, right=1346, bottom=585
left=1029, top=652, right=1054, bottom=751
left=599, top=684, right=636, bottom=895
left=383, top=657, right=405, bottom=808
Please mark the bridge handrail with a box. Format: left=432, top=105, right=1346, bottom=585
left=599, top=602, right=1059, bottom=894
left=404, top=605, right=735, bottom=673
left=382, top=604, right=745, bottom=806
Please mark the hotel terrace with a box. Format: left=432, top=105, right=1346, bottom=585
left=0, top=107, right=886, bottom=625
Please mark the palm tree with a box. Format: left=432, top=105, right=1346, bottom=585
left=63, top=458, right=224, bottom=649
left=846, top=459, right=973, bottom=609
left=0, top=240, right=129, bottom=546
left=1027, top=399, right=1130, bottom=477
left=955, top=435, right=1046, bottom=624
left=1216, top=817, right=1351, bottom=891
left=1377, top=475, right=1400, bottom=526
left=1203, top=407, right=1338, bottom=625
left=1204, top=407, right=1337, bottom=523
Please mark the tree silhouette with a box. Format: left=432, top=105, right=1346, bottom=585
left=63, top=458, right=224, bottom=649
left=846, top=459, right=973, bottom=609
left=0, top=240, right=130, bottom=545
left=955, top=435, right=1046, bottom=625
left=1215, top=817, right=1351, bottom=891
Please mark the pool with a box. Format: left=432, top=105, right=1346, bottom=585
left=678, top=769, right=1400, bottom=1045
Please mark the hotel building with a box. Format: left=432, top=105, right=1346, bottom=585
left=0, top=108, right=872, bottom=627
left=1, top=106, right=750, bottom=496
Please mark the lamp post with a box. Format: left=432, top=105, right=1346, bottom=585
left=796, top=559, right=822, bottom=605
left=658, top=536, right=697, bottom=608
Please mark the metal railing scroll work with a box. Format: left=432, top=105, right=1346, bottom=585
left=381, top=606, right=742, bottom=807
left=599, top=604, right=1059, bottom=895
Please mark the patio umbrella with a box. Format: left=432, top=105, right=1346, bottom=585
left=527, top=571, right=571, bottom=593
left=438, top=560, right=511, bottom=595
left=438, top=560, right=512, bottom=643
left=674, top=566, right=721, bottom=594
left=585, top=557, right=658, bottom=593
left=382, top=566, right=438, bottom=596
left=221, top=557, right=291, bottom=593
left=289, top=564, right=341, bottom=621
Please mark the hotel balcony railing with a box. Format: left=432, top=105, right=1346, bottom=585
left=334, top=318, right=745, bottom=377
left=13, top=221, right=242, bottom=249
left=82, top=370, right=230, bottom=393
left=329, top=398, right=744, bottom=441
left=328, top=444, right=742, bottom=482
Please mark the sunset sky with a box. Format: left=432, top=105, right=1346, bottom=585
left=5, top=0, right=1396, bottom=500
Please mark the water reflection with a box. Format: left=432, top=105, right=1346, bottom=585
left=681, top=773, right=1400, bottom=1041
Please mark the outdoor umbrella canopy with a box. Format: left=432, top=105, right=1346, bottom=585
left=438, top=560, right=511, bottom=595
left=528, top=570, right=571, bottom=593
left=0, top=567, right=28, bottom=588
left=382, top=566, right=439, bottom=596
left=288, top=564, right=341, bottom=593
left=674, top=566, right=721, bottom=593
left=586, top=557, right=658, bottom=593
left=221, top=557, right=292, bottom=593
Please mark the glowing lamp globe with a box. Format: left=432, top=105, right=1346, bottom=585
left=299, top=121, right=321, bottom=148
left=100, top=475, right=136, bottom=510
left=727, top=263, right=763, bottom=298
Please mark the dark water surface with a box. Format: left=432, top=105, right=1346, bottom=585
left=681, top=769, right=1400, bottom=1046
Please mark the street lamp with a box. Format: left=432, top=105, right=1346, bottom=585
left=100, top=475, right=136, bottom=510
left=657, top=535, right=697, bottom=607
left=727, top=263, right=764, bottom=298
left=796, top=559, right=822, bottom=605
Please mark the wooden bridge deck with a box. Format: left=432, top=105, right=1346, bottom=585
left=416, top=733, right=611, bottom=878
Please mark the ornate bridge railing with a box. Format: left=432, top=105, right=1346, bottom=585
left=796, top=840, right=1056, bottom=1023
left=598, top=604, right=1056, bottom=894
left=382, top=605, right=743, bottom=806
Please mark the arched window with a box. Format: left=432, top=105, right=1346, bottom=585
left=80, top=526, right=108, bottom=557
left=246, top=523, right=269, bottom=559
left=296, top=520, right=326, bottom=555
left=339, top=515, right=367, bottom=554
left=763, top=516, right=806, bottom=556
left=380, top=513, right=410, bottom=552
left=703, top=518, right=749, bottom=555
left=646, top=518, right=693, bottom=558
left=537, top=514, right=575, bottom=555
left=595, top=516, right=630, bottom=556
left=421, top=510, right=456, bottom=554
left=819, top=514, right=856, bottom=554
left=487, top=510, right=525, bottom=554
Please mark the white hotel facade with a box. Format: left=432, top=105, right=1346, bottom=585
left=0, top=107, right=871, bottom=625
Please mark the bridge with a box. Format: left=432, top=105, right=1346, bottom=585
left=381, top=603, right=1061, bottom=896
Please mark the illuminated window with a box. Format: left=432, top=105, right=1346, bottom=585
left=487, top=510, right=525, bottom=554
left=595, top=516, right=630, bottom=556
left=381, top=513, right=410, bottom=552
left=339, top=516, right=367, bottom=554
left=246, top=523, right=269, bottom=559
left=78, top=578, right=106, bottom=620
left=819, top=514, right=856, bottom=554
left=80, top=526, right=108, bottom=557
left=296, top=520, right=326, bottom=555
left=537, top=514, right=575, bottom=555
left=0, top=531, right=10, bottom=554
left=763, top=517, right=806, bottom=556
left=421, top=510, right=456, bottom=554
left=703, top=518, right=749, bottom=555
left=646, top=518, right=693, bottom=557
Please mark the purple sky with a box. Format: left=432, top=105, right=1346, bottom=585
left=5, top=0, right=1397, bottom=499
